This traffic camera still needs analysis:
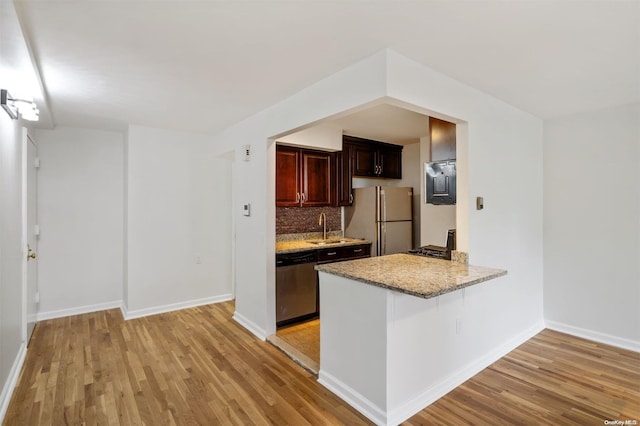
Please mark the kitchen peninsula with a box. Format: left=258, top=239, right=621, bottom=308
left=316, top=254, right=512, bottom=426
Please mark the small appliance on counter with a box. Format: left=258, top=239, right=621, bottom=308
left=409, top=229, right=456, bottom=260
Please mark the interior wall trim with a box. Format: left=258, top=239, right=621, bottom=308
left=232, top=311, right=267, bottom=341
left=37, top=300, right=123, bottom=321
left=545, top=320, right=640, bottom=353
left=121, top=294, right=234, bottom=320
left=318, top=370, right=386, bottom=425
left=0, top=342, right=27, bottom=423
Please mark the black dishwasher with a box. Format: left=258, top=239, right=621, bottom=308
left=275, top=250, right=318, bottom=327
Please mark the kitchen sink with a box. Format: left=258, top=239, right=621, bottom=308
left=308, top=239, right=349, bottom=245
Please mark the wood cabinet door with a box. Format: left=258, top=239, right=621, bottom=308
left=316, top=243, right=371, bottom=264
left=335, top=144, right=353, bottom=206
left=301, top=150, right=332, bottom=207
left=276, top=146, right=301, bottom=206
left=379, top=145, right=403, bottom=179
left=352, top=143, right=377, bottom=177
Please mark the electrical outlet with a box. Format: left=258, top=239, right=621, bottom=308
left=194, top=255, right=202, bottom=264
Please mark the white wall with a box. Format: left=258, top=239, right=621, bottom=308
left=421, top=204, right=456, bottom=246
left=36, top=127, right=124, bottom=318
left=544, top=103, right=640, bottom=350
left=400, top=143, right=422, bottom=248
left=212, top=49, right=544, bottom=341
left=276, top=124, right=342, bottom=151
left=31, top=124, right=234, bottom=320
left=0, top=112, right=26, bottom=421
left=125, top=125, right=233, bottom=316
left=213, top=52, right=388, bottom=338
left=122, top=128, right=129, bottom=310
left=387, top=51, right=544, bottom=348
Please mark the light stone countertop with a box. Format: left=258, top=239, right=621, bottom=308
left=315, top=253, right=507, bottom=300
left=276, top=237, right=372, bottom=254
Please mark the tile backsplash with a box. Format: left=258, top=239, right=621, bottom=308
left=276, top=207, right=341, bottom=235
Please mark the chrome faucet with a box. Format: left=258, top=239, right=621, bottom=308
left=319, top=212, right=327, bottom=240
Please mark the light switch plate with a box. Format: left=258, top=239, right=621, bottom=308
left=476, top=196, right=484, bottom=210
left=243, top=203, right=251, bottom=216
left=242, top=145, right=251, bottom=161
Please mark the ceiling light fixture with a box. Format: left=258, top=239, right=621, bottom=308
left=1, top=89, right=40, bottom=121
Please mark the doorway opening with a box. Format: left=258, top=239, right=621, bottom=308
left=267, top=100, right=468, bottom=374
left=23, top=131, right=39, bottom=344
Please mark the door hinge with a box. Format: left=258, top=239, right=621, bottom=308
left=34, top=224, right=40, bottom=237
left=34, top=157, right=40, bottom=168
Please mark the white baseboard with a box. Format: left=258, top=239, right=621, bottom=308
left=387, top=321, right=545, bottom=425
left=318, top=370, right=387, bottom=426
left=545, top=320, right=640, bottom=353
left=122, top=294, right=233, bottom=320
left=37, top=300, right=123, bottom=321
left=0, top=342, right=27, bottom=424
left=232, top=311, right=267, bottom=341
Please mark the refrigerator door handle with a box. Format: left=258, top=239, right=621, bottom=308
left=382, top=222, right=386, bottom=256
left=382, top=191, right=387, bottom=222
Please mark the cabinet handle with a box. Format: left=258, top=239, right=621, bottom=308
left=349, top=193, right=353, bottom=203
left=379, top=164, right=383, bottom=175
left=296, top=192, right=300, bottom=203
left=327, top=252, right=337, bottom=256
left=353, top=249, right=362, bottom=253
left=301, top=193, right=306, bottom=204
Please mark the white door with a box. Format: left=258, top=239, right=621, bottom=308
left=26, top=135, right=38, bottom=342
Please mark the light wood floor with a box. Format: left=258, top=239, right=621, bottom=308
left=275, top=319, right=320, bottom=365
left=4, top=301, right=639, bottom=425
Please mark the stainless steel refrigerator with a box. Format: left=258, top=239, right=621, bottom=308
left=344, top=186, right=413, bottom=256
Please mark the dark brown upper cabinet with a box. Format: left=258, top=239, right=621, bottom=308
left=276, top=145, right=333, bottom=207
left=343, top=135, right=403, bottom=179
left=334, top=146, right=353, bottom=206
left=429, top=117, right=456, bottom=161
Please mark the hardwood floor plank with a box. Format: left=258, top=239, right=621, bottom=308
left=3, top=304, right=638, bottom=426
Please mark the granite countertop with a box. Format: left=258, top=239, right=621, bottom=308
left=276, top=237, right=372, bottom=254
left=315, top=253, right=507, bottom=300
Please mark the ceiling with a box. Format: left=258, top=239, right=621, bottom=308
left=329, top=104, right=430, bottom=145
left=13, top=1, right=640, bottom=134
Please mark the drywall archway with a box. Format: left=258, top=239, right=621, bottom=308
left=216, top=49, right=543, bottom=344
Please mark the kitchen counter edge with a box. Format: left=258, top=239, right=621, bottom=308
left=315, top=253, right=507, bottom=300
left=276, top=238, right=372, bottom=254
